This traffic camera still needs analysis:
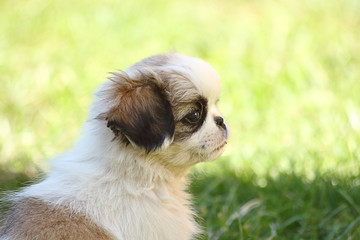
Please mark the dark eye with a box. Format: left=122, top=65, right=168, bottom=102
left=184, top=110, right=202, bottom=124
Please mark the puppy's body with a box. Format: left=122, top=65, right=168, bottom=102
left=0, top=198, right=113, bottom=240
left=0, top=53, right=229, bottom=240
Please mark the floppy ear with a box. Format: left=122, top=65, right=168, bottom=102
left=98, top=71, right=175, bottom=153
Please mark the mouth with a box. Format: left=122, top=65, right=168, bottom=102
left=197, top=141, right=228, bottom=161
left=213, top=141, right=227, bottom=152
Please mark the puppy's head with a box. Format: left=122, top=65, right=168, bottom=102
left=96, top=53, right=229, bottom=167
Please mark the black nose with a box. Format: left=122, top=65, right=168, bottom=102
left=214, top=116, right=226, bottom=130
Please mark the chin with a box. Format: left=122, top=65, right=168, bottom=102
left=0, top=53, right=230, bottom=240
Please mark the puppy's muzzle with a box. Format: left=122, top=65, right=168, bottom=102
left=214, top=116, right=226, bottom=130
left=214, top=116, right=230, bottom=139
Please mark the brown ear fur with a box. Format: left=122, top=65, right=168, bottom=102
left=98, top=71, right=175, bottom=153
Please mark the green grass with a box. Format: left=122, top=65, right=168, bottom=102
left=190, top=164, right=360, bottom=239
left=1, top=0, right=360, bottom=239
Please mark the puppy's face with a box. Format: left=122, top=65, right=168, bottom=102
left=96, top=53, right=229, bottom=168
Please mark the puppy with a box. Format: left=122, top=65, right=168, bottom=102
left=0, top=53, right=229, bottom=240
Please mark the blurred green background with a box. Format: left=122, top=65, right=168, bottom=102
left=1, top=0, right=360, bottom=239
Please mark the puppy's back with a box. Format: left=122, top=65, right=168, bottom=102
left=0, top=197, right=113, bottom=240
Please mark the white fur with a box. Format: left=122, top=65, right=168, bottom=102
left=12, top=53, right=229, bottom=240
left=170, top=54, right=221, bottom=103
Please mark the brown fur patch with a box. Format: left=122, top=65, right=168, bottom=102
left=0, top=198, right=113, bottom=240
left=132, top=54, right=170, bottom=69
left=172, top=97, right=208, bottom=142
left=98, top=70, right=175, bottom=152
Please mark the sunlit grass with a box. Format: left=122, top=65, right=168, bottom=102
left=190, top=164, right=360, bottom=239
left=1, top=0, right=360, bottom=238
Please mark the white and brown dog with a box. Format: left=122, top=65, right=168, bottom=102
left=0, top=53, right=229, bottom=240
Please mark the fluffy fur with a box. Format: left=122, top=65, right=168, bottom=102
left=0, top=53, right=229, bottom=240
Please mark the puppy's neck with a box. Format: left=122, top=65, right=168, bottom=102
left=51, top=131, right=189, bottom=190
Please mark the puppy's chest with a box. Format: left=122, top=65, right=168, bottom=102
left=100, top=189, right=198, bottom=240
